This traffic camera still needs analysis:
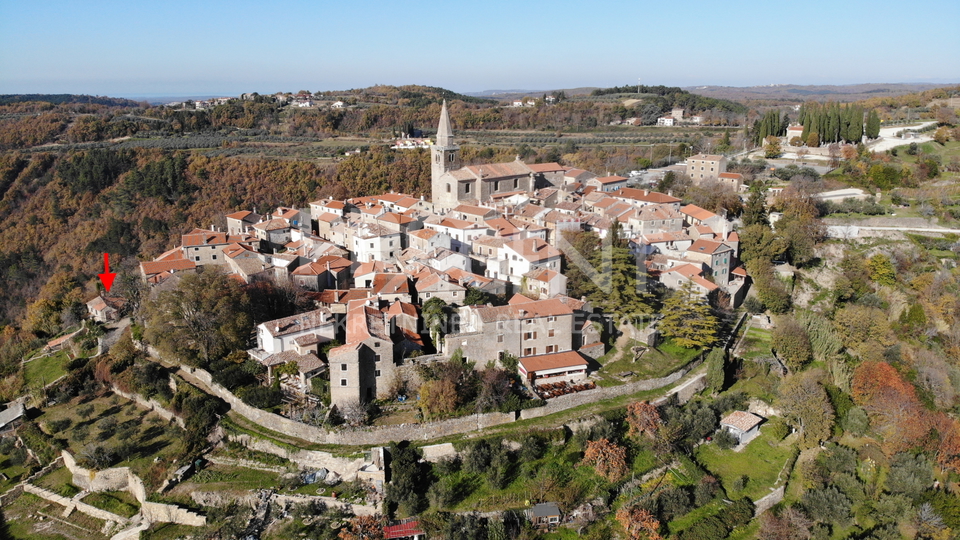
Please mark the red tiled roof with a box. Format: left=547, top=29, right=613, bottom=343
left=504, top=238, right=561, bottom=262
left=384, top=520, right=424, bottom=539
left=519, top=351, right=588, bottom=372
left=680, top=204, right=717, bottom=222
left=141, top=259, right=196, bottom=276
left=596, top=175, right=628, bottom=184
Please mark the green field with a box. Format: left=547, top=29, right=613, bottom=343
left=4, top=492, right=110, bottom=540
left=33, top=393, right=185, bottom=482
left=23, top=351, right=69, bottom=388
left=82, top=491, right=141, bottom=518
left=695, top=430, right=797, bottom=501
left=594, top=338, right=700, bottom=387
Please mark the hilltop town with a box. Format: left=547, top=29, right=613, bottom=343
left=2, top=84, right=960, bottom=540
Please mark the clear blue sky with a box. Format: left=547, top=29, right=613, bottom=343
left=2, top=0, right=958, bottom=97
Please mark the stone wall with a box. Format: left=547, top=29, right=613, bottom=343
left=224, top=434, right=366, bottom=480
left=753, top=485, right=785, bottom=516
left=141, top=501, right=206, bottom=526
left=519, top=359, right=703, bottom=420
left=62, top=450, right=132, bottom=492
left=60, top=450, right=206, bottom=528
left=420, top=443, right=457, bottom=462
left=23, top=484, right=128, bottom=524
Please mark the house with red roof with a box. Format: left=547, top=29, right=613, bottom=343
left=383, top=518, right=425, bottom=540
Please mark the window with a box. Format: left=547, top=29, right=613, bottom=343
left=389, top=241, right=394, bottom=247
left=212, top=255, right=217, bottom=260
left=369, top=242, right=374, bottom=248
left=494, top=181, right=500, bottom=191
left=195, top=257, right=201, bottom=262
left=446, top=183, right=451, bottom=193
left=425, top=292, right=431, bottom=298
left=375, top=370, right=381, bottom=377
left=194, top=247, right=199, bottom=251
left=546, top=345, right=556, bottom=353
left=497, top=322, right=504, bottom=330
left=549, top=329, right=555, bottom=337
left=524, top=347, right=533, bottom=356
left=340, top=379, right=347, bottom=386
left=449, top=153, right=455, bottom=162
left=341, top=364, right=347, bottom=371
left=374, top=342, right=380, bottom=348
left=453, top=291, right=458, bottom=297
left=514, top=179, right=519, bottom=189
left=464, top=182, right=471, bottom=194
left=497, top=334, right=504, bottom=343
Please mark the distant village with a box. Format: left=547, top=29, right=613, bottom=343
left=90, top=102, right=747, bottom=412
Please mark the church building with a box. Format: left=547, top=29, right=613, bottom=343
left=431, top=101, right=540, bottom=210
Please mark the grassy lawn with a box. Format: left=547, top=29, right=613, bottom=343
left=668, top=499, right=723, bottom=534
left=595, top=338, right=700, bottom=387
left=141, top=523, right=202, bottom=540
left=695, top=430, right=797, bottom=501
left=34, top=466, right=81, bottom=498
left=23, top=350, right=70, bottom=387
left=738, top=327, right=772, bottom=361
left=4, top=492, right=110, bottom=540
left=82, top=491, right=140, bottom=518
left=174, top=463, right=281, bottom=492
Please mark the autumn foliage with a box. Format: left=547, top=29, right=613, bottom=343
left=626, top=401, right=661, bottom=439
left=851, top=361, right=932, bottom=454
left=581, top=438, right=628, bottom=481
left=616, top=505, right=662, bottom=540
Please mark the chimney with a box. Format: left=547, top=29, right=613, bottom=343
left=275, top=325, right=280, bottom=333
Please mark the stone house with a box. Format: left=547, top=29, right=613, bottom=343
left=685, top=154, right=728, bottom=183
left=447, top=296, right=575, bottom=364
left=720, top=411, right=764, bottom=445
left=255, top=308, right=337, bottom=356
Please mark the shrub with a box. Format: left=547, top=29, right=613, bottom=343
left=715, top=429, right=738, bottom=450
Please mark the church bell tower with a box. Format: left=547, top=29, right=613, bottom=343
left=431, top=100, right=460, bottom=207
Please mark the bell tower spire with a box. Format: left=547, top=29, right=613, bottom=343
left=431, top=100, right=460, bottom=209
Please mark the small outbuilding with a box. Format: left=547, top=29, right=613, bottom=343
left=527, top=502, right=562, bottom=527
left=384, top=518, right=425, bottom=540
left=719, top=411, right=764, bottom=445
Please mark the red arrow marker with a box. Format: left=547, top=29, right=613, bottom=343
left=98, top=253, right=117, bottom=292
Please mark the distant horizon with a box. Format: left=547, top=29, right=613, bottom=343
left=4, top=79, right=959, bottom=105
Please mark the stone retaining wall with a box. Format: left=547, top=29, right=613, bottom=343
left=182, top=363, right=517, bottom=445
left=60, top=450, right=206, bottom=528
left=23, top=484, right=128, bottom=524
left=753, top=485, right=785, bottom=516
left=224, top=434, right=366, bottom=479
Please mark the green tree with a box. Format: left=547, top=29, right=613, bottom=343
left=866, top=109, right=881, bottom=139
left=771, top=316, right=813, bottom=371
left=778, top=370, right=835, bottom=448
left=422, top=297, right=449, bottom=351
left=143, top=268, right=251, bottom=366
left=657, top=281, right=718, bottom=349
left=741, top=190, right=768, bottom=227
left=463, top=287, right=489, bottom=306
left=587, top=223, right=654, bottom=320
left=764, top=136, right=782, bottom=159
left=867, top=253, right=896, bottom=287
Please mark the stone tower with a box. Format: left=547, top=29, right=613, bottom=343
left=431, top=100, right=460, bottom=208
